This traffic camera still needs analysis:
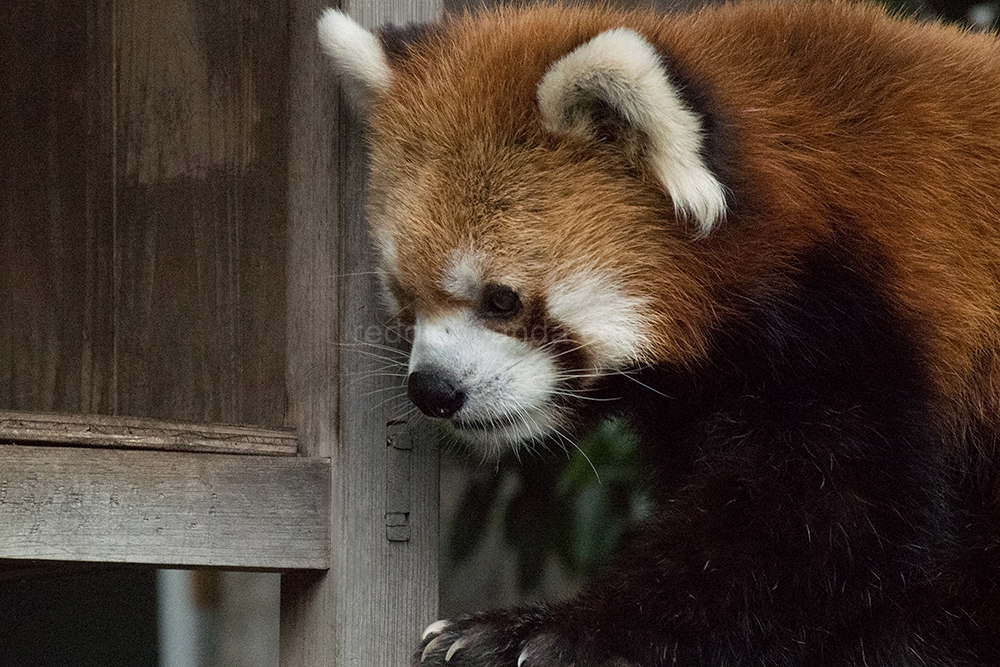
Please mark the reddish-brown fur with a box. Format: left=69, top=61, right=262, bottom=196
left=366, top=0, right=1000, bottom=443
left=339, top=2, right=1000, bottom=663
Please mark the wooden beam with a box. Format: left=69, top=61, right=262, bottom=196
left=281, top=0, right=442, bottom=664
left=0, top=410, right=297, bottom=456
left=0, top=445, right=329, bottom=570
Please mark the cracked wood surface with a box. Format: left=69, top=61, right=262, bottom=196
left=0, top=444, right=329, bottom=569
left=0, top=410, right=297, bottom=456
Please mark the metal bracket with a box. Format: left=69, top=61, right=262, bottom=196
left=385, top=419, right=412, bottom=542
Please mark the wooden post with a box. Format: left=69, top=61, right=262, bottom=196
left=282, top=0, right=443, bottom=665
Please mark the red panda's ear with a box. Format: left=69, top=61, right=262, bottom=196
left=317, top=9, right=393, bottom=116
left=537, top=29, right=727, bottom=235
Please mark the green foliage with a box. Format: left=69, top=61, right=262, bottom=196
left=557, top=419, right=651, bottom=577
left=445, top=418, right=651, bottom=594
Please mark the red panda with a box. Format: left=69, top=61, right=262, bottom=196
left=318, top=2, right=1000, bottom=665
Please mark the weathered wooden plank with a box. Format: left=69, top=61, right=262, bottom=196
left=280, top=0, right=442, bottom=665
left=0, top=445, right=329, bottom=569
left=113, top=0, right=289, bottom=427
left=82, top=0, right=118, bottom=417
left=1, top=0, right=290, bottom=428
left=0, top=410, right=297, bottom=456
left=0, top=1, right=99, bottom=414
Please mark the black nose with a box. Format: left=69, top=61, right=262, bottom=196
left=407, top=369, right=466, bottom=419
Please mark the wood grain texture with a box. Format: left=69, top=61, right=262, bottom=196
left=113, top=0, right=289, bottom=427
left=0, top=1, right=98, bottom=414
left=1, top=0, right=289, bottom=428
left=0, top=410, right=297, bottom=456
left=0, top=445, right=329, bottom=569
left=3, top=0, right=442, bottom=659
left=281, top=0, right=442, bottom=664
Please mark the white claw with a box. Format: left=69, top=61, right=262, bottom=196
left=517, top=648, right=529, bottom=667
left=421, top=636, right=446, bottom=663
left=444, top=637, right=469, bottom=662
left=422, top=620, right=450, bottom=641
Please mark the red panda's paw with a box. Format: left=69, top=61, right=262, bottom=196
left=414, top=610, right=630, bottom=667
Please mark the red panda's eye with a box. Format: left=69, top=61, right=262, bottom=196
left=479, top=283, right=522, bottom=320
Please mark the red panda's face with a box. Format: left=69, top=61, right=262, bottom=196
left=319, top=8, right=724, bottom=455
left=367, top=142, right=677, bottom=454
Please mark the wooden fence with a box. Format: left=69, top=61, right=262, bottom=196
left=1, top=0, right=442, bottom=664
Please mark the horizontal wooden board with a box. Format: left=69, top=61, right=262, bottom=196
left=0, top=445, right=329, bottom=569
left=0, top=410, right=297, bottom=456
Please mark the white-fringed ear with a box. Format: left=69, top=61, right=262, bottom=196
left=537, top=29, right=726, bottom=235
left=317, top=9, right=392, bottom=114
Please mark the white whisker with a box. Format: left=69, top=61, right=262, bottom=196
left=551, top=426, right=601, bottom=485
left=614, top=370, right=672, bottom=399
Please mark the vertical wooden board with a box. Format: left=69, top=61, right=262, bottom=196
left=283, top=0, right=340, bottom=469
left=284, top=0, right=343, bottom=462
left=113, top=0, right=289, bottom=428
left=281, top=0, right=342, bottom=661
left=0, top=0, right=289, bottom=426
left=82, top=0, right=118, bottom=416
left=281, top=0, right=339, bottom=662
left=0, top=0, right=107, bottom=415
left=335, top=103, right=440, bottom=667
left=281, top=0, right=442, bottom=665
